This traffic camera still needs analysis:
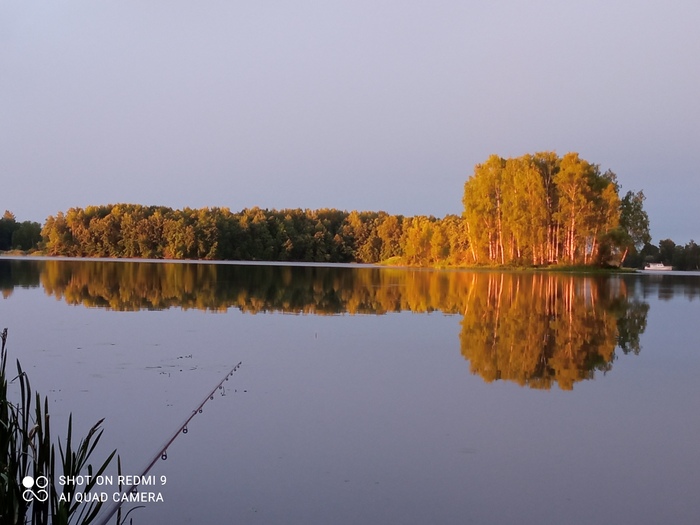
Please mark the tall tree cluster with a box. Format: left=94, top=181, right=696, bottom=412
left=462, top=152, right=644, bottom=265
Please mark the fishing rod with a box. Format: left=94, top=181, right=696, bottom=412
left=95, top=361, right=242, bottom=525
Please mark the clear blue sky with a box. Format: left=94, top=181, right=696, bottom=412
left=2, top=1, right=698, bottom=243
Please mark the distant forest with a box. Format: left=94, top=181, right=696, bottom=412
left=38, top=205, right=468, bottom=265
left=1, top=152, right=698, bottom=269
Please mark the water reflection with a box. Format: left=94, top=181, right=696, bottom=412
left=459, top=273, right=649, bottom=390
left=2, top=259, right=472, bottom=314
left=0, top=258, right=674, bottom=389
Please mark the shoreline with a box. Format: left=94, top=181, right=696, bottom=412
left=1, top=252, right=642, bottom=274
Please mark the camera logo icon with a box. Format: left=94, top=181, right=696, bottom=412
left=22, top=476, right=49, bottom=503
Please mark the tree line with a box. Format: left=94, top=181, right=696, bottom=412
left=38, top=204, right=472, bottom=265
left=628, top=239, right=700, bottom=271
left=8, top=150, right=697, bottom=269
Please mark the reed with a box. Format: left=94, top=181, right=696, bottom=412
left=0, top=328, right=118, bottom=525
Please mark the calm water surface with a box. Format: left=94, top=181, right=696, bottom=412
left=2, top=258, right=700, bottom=524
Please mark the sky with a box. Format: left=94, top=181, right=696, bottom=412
left=1, top=1, right=699, bottom=243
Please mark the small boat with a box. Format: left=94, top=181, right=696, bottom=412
left=644, top=262, right=673, bottom=271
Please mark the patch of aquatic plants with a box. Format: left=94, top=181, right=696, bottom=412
left=0, top=328, right=117, bottom=524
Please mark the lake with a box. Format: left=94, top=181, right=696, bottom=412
left=2, top=257, right=700, bottom=524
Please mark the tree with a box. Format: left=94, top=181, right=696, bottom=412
left=553, top=153, right=597, bottom=264
left=658, top=239, right=676, bottom=266
left=463, top=155, right=507, bottom=264
left=401, top=216, right=434, bottom=265
left=502, top=156, right=548, bottom=264
left=530, top=152, right=560, bottom=263
left=376, top=214, right=403, bottom=261
left=0, top=211, right=18, bottom=250
left=442, top=215, right=470, bottom=265
left=618, top=190, right=651, bottom=265
left=11, top=221, right=42, bottom=251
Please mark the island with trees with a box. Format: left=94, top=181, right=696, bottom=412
left=2, top=151, right=697, bottom=269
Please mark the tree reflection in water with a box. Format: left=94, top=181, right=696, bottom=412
left=0, top=259, right=659, bottom=390
left=458, top=273, right=649, bottom=390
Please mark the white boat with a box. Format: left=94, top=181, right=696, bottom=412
left=644, top=262, right=673, bottom=271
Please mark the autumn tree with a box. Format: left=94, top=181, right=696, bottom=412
left=462, top=155, right=507, bottom=263
left=463, top=152, right=630, bottom=266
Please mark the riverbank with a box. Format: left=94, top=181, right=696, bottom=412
left=2, top=251, right=641, bottom=273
